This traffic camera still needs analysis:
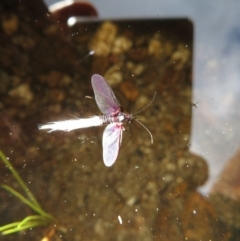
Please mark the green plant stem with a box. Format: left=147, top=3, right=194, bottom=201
left=2, top=185, right=54, bottom=220
left=0, top=150, right=56, bottom=236
left=17, top=215, right=47, bottom=228
left=0, top=150, right=41, bottom=208
left=0, top=222, right=21, bottom=232
left=1, top=221, right=48, bottom=235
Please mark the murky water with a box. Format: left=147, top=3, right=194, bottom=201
left=1, top=1, right=237, bottom=240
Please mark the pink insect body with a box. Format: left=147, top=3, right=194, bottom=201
left=39, top=74, right=153, bottom=167
left=91, top=74, right=133, bottom=167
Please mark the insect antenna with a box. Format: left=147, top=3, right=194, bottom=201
left=134, top=118, right=153, bottom=144
left=76, top=50, right=95, bottom=65
left=69, top=113, right=80, bottom=119
left=133, top=92, right=156, bottom=115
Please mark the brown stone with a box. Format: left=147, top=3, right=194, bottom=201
left=154, top=191, right=228, bottom=241
left=120, top=81, right=139, bottom=101
left=127, top=47, right=148, bottom=61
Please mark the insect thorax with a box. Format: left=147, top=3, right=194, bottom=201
left=100, top=113, right=133, bottom=125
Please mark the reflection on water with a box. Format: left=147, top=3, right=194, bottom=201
left=0, top=0, right=239, bottom=240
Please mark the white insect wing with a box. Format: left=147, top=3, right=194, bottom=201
left=102, top=123, right=123, bottom=167
left=91, top=74, right=120, bottom=116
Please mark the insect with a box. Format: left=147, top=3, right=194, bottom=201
left=39, top=74, right=154, bottom=166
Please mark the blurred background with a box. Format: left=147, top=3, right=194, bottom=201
left=0, top=0, right=239, bottom=239
left=44, top=0, right=240, bottom=194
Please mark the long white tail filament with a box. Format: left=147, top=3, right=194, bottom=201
left=38, top=116, right=102, bottom=133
